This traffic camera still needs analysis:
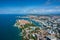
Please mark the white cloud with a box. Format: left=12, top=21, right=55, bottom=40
left=55, top=6, right=60, bottom=9
left=0, top=7, right=60, bottom=14
left=45, top=0, right=56, bottom=5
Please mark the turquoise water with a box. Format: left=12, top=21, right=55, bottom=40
left=0, top=14, right=41, bottom=40
left=0, top=14, right=24, bottom=40
left=0, top=14, right=57, bottom=40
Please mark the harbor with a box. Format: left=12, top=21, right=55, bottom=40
left=14, top=15, right=60, bottom=40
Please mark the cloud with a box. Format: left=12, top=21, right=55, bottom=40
left=45, top=0, right=56, bottom=5
left=45, top=0, right=51, bottom=5
left=0, top=7, right=60, bottom=14
left=55, top=6, right=60, bottom=9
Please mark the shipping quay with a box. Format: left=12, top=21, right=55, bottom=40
left=14, top=15, right=60, bottom=40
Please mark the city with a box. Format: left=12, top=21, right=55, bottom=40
left=14, top=15, right=60, bottom=40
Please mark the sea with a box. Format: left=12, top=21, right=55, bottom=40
left=0, top=14, right=60, bottom=40
left=0, top=14, right=42, bottom=40
left=0, top=14, right=26, bottom=40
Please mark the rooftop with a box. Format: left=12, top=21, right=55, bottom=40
left=17, top=20, right=30, bottom=25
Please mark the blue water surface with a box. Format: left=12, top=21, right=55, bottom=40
left=0, top=14, right=26, bottom=40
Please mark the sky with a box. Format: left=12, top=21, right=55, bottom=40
left=0, top=0, right=60, bottom=14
